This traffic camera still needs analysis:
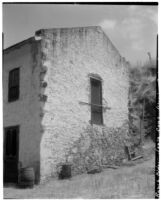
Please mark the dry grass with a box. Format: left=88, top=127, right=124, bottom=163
left=4, top=156, right=155, bottom=199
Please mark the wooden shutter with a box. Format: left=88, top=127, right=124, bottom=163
left=90, top=78, right=103, bottom=125
left=8, top=68, right=20, bottom=102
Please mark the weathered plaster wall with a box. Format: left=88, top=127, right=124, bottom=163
left=38, top=27, right=129, bottom=181
left=3, top=40, right=42, bottom=182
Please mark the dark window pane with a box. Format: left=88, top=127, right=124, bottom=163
left=9, top=87, right=19, bottom=101
left=8, top=68, right=20, bottom=102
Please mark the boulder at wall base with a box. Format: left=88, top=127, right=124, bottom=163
left=18, top=167, right=35, bottom=188
left=87, top=166, right=102, bottom=174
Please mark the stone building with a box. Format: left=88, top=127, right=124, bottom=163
left=3, top=26, right=129, bottom=183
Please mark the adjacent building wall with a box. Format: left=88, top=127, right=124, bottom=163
left=38, top=27, right=129, bottom=181
left=3, top=40, right=42, bottom=182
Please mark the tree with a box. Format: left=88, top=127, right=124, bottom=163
left=129, top=58, right=156, bottom=143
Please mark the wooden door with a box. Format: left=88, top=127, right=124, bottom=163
left=4, top=126, right=19, bottom=183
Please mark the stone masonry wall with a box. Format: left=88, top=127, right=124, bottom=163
left=37, top=27, right=129, bottom=182
left=66, top=122, right=129, bottom=175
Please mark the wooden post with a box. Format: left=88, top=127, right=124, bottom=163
left=142, top=98, right=145, bottom=144
left=140, top=99, right=145, bottom=145
left=140, top=114, right=142, bottom=145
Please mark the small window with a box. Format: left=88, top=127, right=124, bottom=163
left=8, top=68, right=20, bottom=102
left=90, top=77, right=103, bottom=125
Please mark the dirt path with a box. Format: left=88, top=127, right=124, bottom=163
left=4, top=155, right=155, bottom=199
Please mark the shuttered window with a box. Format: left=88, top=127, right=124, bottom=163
left=8, top=68, right=20, bottom=102
left=90, top=78, right=103, bottom=125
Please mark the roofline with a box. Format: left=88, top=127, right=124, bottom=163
left=35, top=25, right=102, bottom=36
left=3, top=26, right=102, bottom=54
left=3, top=26, right=129, bottom=65
left=3, top=37, right=35, bottom=54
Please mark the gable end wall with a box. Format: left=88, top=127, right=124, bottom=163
left=37, top=27, right=129, bottom=182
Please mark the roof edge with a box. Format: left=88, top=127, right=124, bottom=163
left=3, top=26, right=102, bottom=54
left=3, top=37, right=35, bottom=54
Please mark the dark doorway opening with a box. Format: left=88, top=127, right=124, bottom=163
left=4, top=126, right=19, bottom=183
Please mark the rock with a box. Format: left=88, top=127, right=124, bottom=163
left=87, top=166, right=102, bottom=174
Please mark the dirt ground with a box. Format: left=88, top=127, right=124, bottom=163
left=4, top=142, right=155, bottom=199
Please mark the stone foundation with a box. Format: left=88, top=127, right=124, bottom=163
left=60, top=121, right=129, bottom=176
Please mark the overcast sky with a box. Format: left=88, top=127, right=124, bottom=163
left=3, top=4, right=158, bottom=66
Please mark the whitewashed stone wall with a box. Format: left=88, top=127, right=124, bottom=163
left=38, top=27, right=129, bottom=182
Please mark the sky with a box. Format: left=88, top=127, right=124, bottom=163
left=3, top=3, right=158, bottom=66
